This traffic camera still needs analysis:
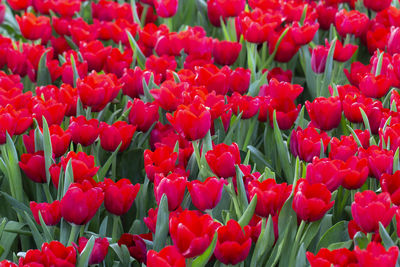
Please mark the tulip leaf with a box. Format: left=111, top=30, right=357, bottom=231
left=99, top=216, right=108, bottom=238
left=235, top=164, right=249, bottom=214
left=294, top=106, right=308, bottom=129
left=192, top=232, right=218, bottom=267
left=359, top=108, right=372, bottom=137
left=300, top=46, right=317, bottom=99
left=34, top=126, right=44, bottom=151
left=76, top=98, right=85, bottom=117
left=42, top=117, right=54, bottom=187
left=153, top=194, right=169, bottom=252
left=379, top=222, right=396, bottom=249
left=394, top=148, right=400, bottom=174
left=353, top=231, right=369, bottom=249
left=77, top=235, right=95, bottom=267
left=22, top=211, right=44, bottom=248
left=97, top=142, right=121, bottom=182
left=238, top=195, right=257, bottom=227
left=62, top=159, right=74, bottom=198
left=321, top=38, right=336, bottom=97
left=347, top=125, right=363, bottom=147
left=143, top=76, right=155, bottom=103
left=374, top=50, right=384, bottom=76
left=214, top=117, right=226, bottom=144
left=110, top=243, right=131, bottom=266
left=0, top=191, right=30, bottom=215
left=126, top=30, right=145, bottom=69
left=299, top=219, right=321, bottom=249
left=265, top=215, right=293, bottom=267
left=247, top=145, right=273, bottom=170
left=0, top=221, right=25, bottom=261
left=224, top=112, right=242, bottom=145
left=250, top=216, right=274, bottom=267
left=316, top=221, right=349, bottom=251
left=295, top=243, right=306, bottom=267
left=327, top=240, right=353, bottom=250
left=273, top=110, right=292, bottom=182
left=5, top=133, right=24, bottom=203
left=70, top=54, right=80, bottom=88
left=38, top=211, right=53, bottom=243
left=37, top=50, right=51, bottom=86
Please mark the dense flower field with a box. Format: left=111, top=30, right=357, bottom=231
left=1, top=0, right=400, bottom=266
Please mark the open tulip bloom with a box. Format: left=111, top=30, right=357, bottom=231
left=2, top=0, right=400, bottom=266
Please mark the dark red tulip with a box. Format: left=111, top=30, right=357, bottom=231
left=19, top=151, right=47, bottom=183
left=341, top=156, right=369, bottom=190
left=306, top=157, right=345, bottom=192
left=147, top=246, right=185, bottom=267
left=306, top=96, right=342, bottom=131
left=99, top=121, right=136, bottom=152
left=214, top=219, right=252, bottom=265
left=351, top=190, right=396, bottom=233
left=212, top=40, right=242, bottom=66
left=355, top=242, right=399, bottom=267
left=205, top=142, right=241, bottom=178
left=60, top=152, right=99, bottom=185
left=154, top=171, right=187, bottom=211
left=104, top=48, right=132, bottom=78
left=101, top=178, right=140, bottom=216
left=364, top=0, right=391, bottom=12
left=381, top=170, right=400, bottom=205
left=292, top=179, right=334, bottom=222
left=248, top=179, right=292, bottom=218
left=329, top=135, right=358, bottom=161
left=118, top=234, right=147, bottom=263
left=358, top=146, right=393, bottom=179
left=60, top=182, right=104, bottom=225
left=68, top=116, right=99, bottom=147
left=153, top=0, right=178, bottom=18
left=228, top=67, right=251, bottom=94
left=30, top=200, right=61, bottom=226
left=334, top=9, right=369, bottom=38
left=16, top=13, right=51, bottom=42
left=306, top=248, right=358, bottom=267
left=188, top=177, right=226, bottom=211
left=311, top=45, right=329, bottom=74
left=75, top=237, right=109, bottom=265
left=359, top=73, right=391, bottom=99
left=169, top=210, right=221, bottom=258
left=127, top=99, right=159, bottom=132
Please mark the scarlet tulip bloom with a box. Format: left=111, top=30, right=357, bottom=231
left=248, top=179, right=292, bottom=217
left=75, top=237, right=109, bottom=265
left=145, top=55, right=177, bottom=81
left=0, top=260, right=17, bottom=267
left=306, top=96, right=342, bottom=131
left=363, top=0, right=391, bottom=12
left=60, top=182, right=104, bottom=225
left=153, top=0, right=178, bottom=18
left=268, top=28, right=300, bottom=63
left=99, top=121, right=136, bottom=152
left=292, top=179, right=334, bottom=222
left=381, top=123, right=400, bottom=152
left=311, top=45, right=329, bottom=74
left=51, top=0, right=81, bottom=18
left=329, top=136, right=358, bottom=161
left=167, top=98, right=211, bottom=141
left=127, top=99, right=159, bottom=132
left=194, top=64, right=231, bottom=95
left=229, top=68, right=251, bottom=94
left=77, top=72, right=122, bottom=112
left=41, top=241, right=77, bottom=267
left=147, top=246, right=185, bottom=267
left=239, top=10, right=278, bottom=44
left=102, top=178, right=140, bottom=216
left=212, top=40, right=242, bottom=66
left=68, top=116, right=99, bottom=147
left=316, top=2, right=337, bottom=30
left=259, top=78, right=303, bottom=100
left=47, top=125, right=71, bottom=158
left=359, top=73, right=391, bottom=99
left=169, top=210, right=221, bottom=258
left=290, top=127, right=331, bottom=163
left=30, top=201, right=61, bottom=226
left=306, top=248, right=358, bottom=267
left=16, top=13, right=51, bottom=42
left=306, top=158, right=345, bottom=192
left=144, top=145, right=180, bottom=182
left=355, top=242, right=399, bottom=267
left=151, top=80, right=188, bottom=112
left=358, top=146, right=393, bottom=179
left=342, top=94, right=374, bottom=123
left=7, top=0, right=31, bottom=10
left=229, top=92, right=260, bottom=119
left=351, top=190, right=396, bottom=233
left=120, top=67, right=156, bottom=99
left=205, top=142, right=241, bottom=178
left=291, top=22, right=319, bottom=46
left=154, top=172, right=187, bottom=211
left=334, top=9, right=369, bottom=38
left=18, top=249, right=45, bottom=266
left=214, top=219, right=252, bottom=265
left=381, top=171, right=400, bottom=205
left=19, top=151, right=47, bottom=183
left=79, top=41, right=112, bottom=72
left=118, top=234, right=147, bottom=263
left=188, top=177, right=226, bottom=211
left=341, top=156, right=369, bottom=190
left=60, top=152, right=99, bottom=184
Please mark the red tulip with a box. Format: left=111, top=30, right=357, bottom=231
left=68, top=116, right=99, bottom=147
left=151, top=80, right=188, bottom=112
left=325, top=39, right=358, bottom=62
left=99, top=121, right=136, bottom=152
left=229, top=92, right=260, bottom=119
left=214, top=219, right=252, bottom=265
left=292, top=179, right=334, bottom=222
left=169, top=210, right=221, bottom=258
left=291, top=22, right=319, bottom=46
left=154, top=0, right=178, bottom=18
left=79, top=40, right=112, bottom=72
left=60, top=152, right=99, bottom=185
left=7, top=0, right=31, bottom=10
left=306, top=157, right=345, bottom=192
left=205, top=142, right=241, bottom=178
left=229, top=67, right=251, bottom=94
left=166, top=97, right=211, bottom=141
left=118, top=234, right=147, bottom=263
left=154, top=172, right=187, bottom=211
left=355, top=242, right=399, bottom=267
left=104, top=48, right=132, bottom=78
left=334, top=9, right=369, bottom=38
left=306, top=96, right=342, bottom=131
left=311, top=45, right=329, bottom=74
left=188, top=177, right=226, bottom=211
left=16, top=13, right=51, bottom=42
left=329, top=135, right=358, bottom=161
left=364, top=0, right=391, bottom=12
left=351, top=190, right=396, bottom=233
left=30, top=200, right=61, bottom=226
left=101, top=178, right=140, bottom=216
left=306, top=248, right=358, bottom=267
left=75, top=237, right=109, bottom=265
left=341, top=156, right=369, bottom=190
left=259, top=78, right=303, bottom=101
left=19, top=151, right=47, bottom=183
left=212, top=40, right=242, bottom=66
left=41, top=241, right=77, bottom=267
left=359, top=73, right=391, bottom=99
left=358, top=146, right=393, bottom=179
left=60, top=182, right=104, bottom=225
left=18, top=249, right=45, bottom=266
left=147, top=246, right=185, bottom=267
left=381, top=170, right=400, bottom=205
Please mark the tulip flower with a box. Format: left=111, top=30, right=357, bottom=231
left=16, top=13, right=51, bottom=41
left=19, top=151, right=47, bottom=183
left=334, top=9, right=369, bottom=38
left=60, top=151, right=99, bottom=184
left=341, top=156, right=369, bottom=190
left=68, top=116, right=99, bottom=147
left=359, top=73, right=391, bottom=99
left=147, top=246, right=185, bottom=267
left=169, top=210, right=221, bottom=258
left=305, top=96, right=342, bottom=131
left=306, top=248, right=358, bottom=267
left=154, top=172, right=187, bottom=211
left=127, top=99, right=159, bottom=132
left=351, top=190, right=396, bottom=233
left=30, top=200, right=61, bottom=226
left=60, top=182, right=104, bottom=225
left=101, top=178, right=140, bottom=216
left=358, top=146, right=393, bottom=179
left=99, top=121, right=136, bottom=152
left=188, top=177, right=226, bottom=211
left=292, top=179, right=334, bottom=222
left=212, top=40, right=242, bottom=66
left=311, top=45, right=329, bottom=74
left=355, top=242, right=399, bottom=267
left=363, top=0, right=391, bottom=12
left=205, top=142, right=241, bottom=178
left=329, top=136, right=358, bottom=161
left=41, top=241, right=77, bottom=267
left=75, top=237, right=109, bottom=265
left=306, top=157, right=345, bottom=192
left=214, top=219, right=252, bottom=265
left=153, top=0, right=178, bottom=18
left=381, top=170, right=400, bottom=205
left=118, top=234, right=147, bottom=263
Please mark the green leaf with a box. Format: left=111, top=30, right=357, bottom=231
left=353, top=231, right=368, bottom=249
left=235, top=164, right=249, bottom=213
left=347, top=125, right=363, bottom=147
left=327, top=240, right=353, bottom=250
left=250, top=216, right=275, bottom=267
left=0, top=192, right=30, bottom=214
left=359, top=108, right=372, bottom=137
left=42, top=117, right=54, bottom=187
left=0, top=221, right=25, bottom=260
left=22, top=211, right=44, bottom=248
left=379, top=222, right=396, bottom=249
left=273, top=110, right=292, bottom=182
left=238, top=195, right=257, bottom=227
left=247, top=145, right=272, bottom=170
left=37, top=50, right=52, bottom=86
left=77, top=235, right=95, bottom=267
left=70, top=54, right=80, bottom=88
left=62, top=159, right=74, bottom=198
left=38, top=211, right=53, bottom=243
left=320, top=38, right=336, bottom=97
left=316, top=221, right=349, bottom=251
left=153, top=194, right=169, bottom=252
left=394, top=148, right=399, bottom=174
left=97, top=142, right=121, bottom=181
left=192, top=232, right=218, bottom=267
left=299, top=220, right=322, bottom=249
left=126, top=30, right=145, bottom=69
left=224, top=112, right=242, bottom=145
left=295, top=243, right=306, bottom=267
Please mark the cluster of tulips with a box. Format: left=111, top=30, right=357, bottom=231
left=1, top=0, right=400, bottom=266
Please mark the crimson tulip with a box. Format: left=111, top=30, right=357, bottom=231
left=305, top=96, right=342, bottom=131
left=127, top=99, right=159, bottom=132
left=306, top=157, right=345, bottom=192
left=381, top=170, right=400, bottom=205
left=355, top=242, right=399, bottom=267
left=147, top=246, right=185, bottom=267
left=153, top=0, right=178, bottom=18
left=212, top=40, right=242, bottom=66
left=358, top=146, right=393, bottom=179
left=99, top=121, right=136, bottom=152
left=154, top=172, right=187, bottom=211
left=75, top=237, right=109, bottom=265
left=187, top=177, right=226, bottom=211
left=16, top=13, right=51, bottom=42
left=306, top=248, right=358, bottom=267
left=205, top=142, right=241, bottom=178
left=68, top=116, right=99, bottom=147
left=19, top=151, right=47, bottom=183
left=41, top=241, right=77, bottom=267
left=118, top=234, right=147, bottom=263
left=359, top=73, right=391, bottom=99
left=334, top=9, right=369, bottom=38
left=341, top=156, right=369, bottom=190
left=30, top=200, right=61, bottom=226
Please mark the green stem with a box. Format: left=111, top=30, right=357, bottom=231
left=68, top=224, right=79, bottom=246
left=112, top=215, right=120, bottom=243
left=43, top=184, right=53, bottom=203
left=112, top=153, right=117, bottom=181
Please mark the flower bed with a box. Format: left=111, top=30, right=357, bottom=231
left=0, top=0, right=399, bottom=266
